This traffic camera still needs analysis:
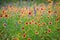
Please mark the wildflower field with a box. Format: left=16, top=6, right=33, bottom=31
left=0, top=0, right=60, bottom=40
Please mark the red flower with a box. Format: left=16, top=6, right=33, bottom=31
left=48, top=10, right=51, bottom=13
left=48, top=29, right=51, bottom=33
left=0, top=15, right=2, bottom=18
left=29, top=11, right=31, bottom=15
left=29, top=22, right=32, bottom=24
left=26, top=22, right=28, bottom=25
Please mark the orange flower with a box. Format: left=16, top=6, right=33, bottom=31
left=29, top=22, right=32, bottom=24
left=4, top=14, right=8, bottom=18
left=47, top=29, right=51, bottom=33
left=22, top=26, right=24, bottom=30
left=23, top=33, right=26, bottom=38
left=35, top=22, right=37, bottom=24
left=26, top=22, right=28, bottom=25
left=0, top=14, right=2, bottom=18
left=56, top=18, right=59, bottom=22
left=32, top=20, right=34, bottom=22
left=48, top=21, right=52, bottom=25
left=35, top=31, right=39, bottom=35
left=41, top=8, right=43, bottom=10
left=48, top=10, right=51, bottom=14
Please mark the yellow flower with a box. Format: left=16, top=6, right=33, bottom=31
left=35, top=31, right=39, bottom=35
left=18, top=20, right=22, bottom=24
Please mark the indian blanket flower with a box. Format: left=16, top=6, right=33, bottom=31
left=26, top=22, right=28, bottom=25
left=23, top=33, right=26, bottom=38
left=32, top=20, right=34, bottom=22
left=47, top=29, right=51, bottom=33
left=48, top=10, right=51, bottom=13
left=35, top=22, right=37, bottom=25
left=29, top=22, right=32, bottom=24
left=41, top=7, right=44, bottom=10
left=22, top=26, right=24, bottom=30
left=0, top=14, right=3, bottom=18
left=28, top=11, right=32, bottom=15
left=4, top=14, right=8, bottom=18
left=56, top=18, right=59, bottom=22
left=45, top=29, right=51, bottom=33
left=35, top=31, right=39, bottom=35
left=48, top=21, right=52, bottom=25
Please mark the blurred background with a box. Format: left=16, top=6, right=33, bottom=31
left=0, top=0, right=60, bottom=7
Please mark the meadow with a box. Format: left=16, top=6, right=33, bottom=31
left=0, top=0, right=60, bottom=40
